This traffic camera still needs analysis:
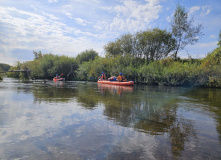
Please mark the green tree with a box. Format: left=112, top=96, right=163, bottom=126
left=171, top=4, right=203, bottom=59
left=136, top=28, right=176, bottom=60
left=7, top=61, right=22, bottom=78
left=33, top=50, right=43, bottom=60
left=0, top=63, right=11, bottom=71
left=104, top=34, right=135, bottom=57
left=20, top=52, right=77, bottom=80
left=218, top=30, right=221, bottom=47
left=119, top=33, right=134, bottom=56
left=76, top=49, right=98, bottom=64
left=105, top=28, right=175, bottom=60
left=104, top=40, right=122, bottom=57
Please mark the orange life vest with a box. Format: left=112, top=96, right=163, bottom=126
left=101, top=73, right=106, bottom=79
left=117, top=75, right=125, bottom=81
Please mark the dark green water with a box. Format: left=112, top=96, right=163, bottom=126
left=0, top=78, right=221, bottom=160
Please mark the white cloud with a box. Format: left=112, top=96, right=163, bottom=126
left=0, top=53, right=18, bottom=66
left=74, top=18, right=90, bottom=26
left=100, top=6, right=113, bottom=12
left=0, top=6, right=104, bottom=64
left=65, top=12, right=73, bottom=19
left=189, top=6, right=200, bottom=14
left=0, top=0, right=219, bottom=65
left=166, top=16, right=171, bottom=22
left=202, top=5, right=212, bottom=15
left=92, top=0, right=100, bottom=3
left=48, top=0, right=58, bottom=3
left=189, top=5, right=212, bottom=16
left=109, top=0, right=162, bottom=32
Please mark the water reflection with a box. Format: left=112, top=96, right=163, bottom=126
left=98, top=83, right=134, bottom=97
left=102, top=89, right=197, bottom=157
left=0, top=78, right=221, bottom=159
left=183, top=88, right=221, bottom=143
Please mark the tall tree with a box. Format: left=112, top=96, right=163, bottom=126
left=136, top=28, right=176, bottom=60
left=218, top=30, right=221, bottom=47
left=0, top=63, right=11, bottom=71
left=119, top=33, right=134, bottom=55
left=76, top=49, right=99, bottom=64
left=104, top=28, right=175, bottom=60
left=104, top=40, right=122, bottom=57
left=171, top=4, right=203, bottom=59
left=33, top=51, right=43, bottom=59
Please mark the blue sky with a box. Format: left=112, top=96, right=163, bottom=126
left=0, top=0, right=221, bottom=65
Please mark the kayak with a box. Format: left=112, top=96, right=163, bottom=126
left=53, top=77, right=65, bottom=81
left=97, top=80, right=134, bottom=86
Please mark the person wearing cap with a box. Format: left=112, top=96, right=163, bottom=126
left=98, top=71, right=106, bottom=80
left=117, top=72, right=126, bottom=82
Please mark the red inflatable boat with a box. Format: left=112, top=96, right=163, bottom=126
left=97, top=80, right=134, bottom=86
left=53, top=77, right=65, bottom=81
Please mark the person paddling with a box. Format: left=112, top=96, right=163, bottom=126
left=98, top=71, right=106, bottom=80
left=117, top=72, right=126, bottom=82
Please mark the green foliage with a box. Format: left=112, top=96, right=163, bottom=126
left=74, top=46, right=220, bottom=88
left=202, top=46, right=221, bottom=66
left=15, top=52, right=78, bottom=80
left=0, top=63, right=11, bottom=71
left=200, top=47, right=221, bottom=87
left=75, top=54, right=143, bottom=82
left=0, top=63, right=10, bottom=80
left=76, top=49, right=98, bottom=64
left=104, top=39, right=123, bottom=57
left=33, top=50, right=43, bottom=60
left=171, top=4, right=203, bottom=59
left=76, top=61, right=93, bottom=81
left=7, top=61, right=22, bottom=78
left=218, top=30, right=221, bottom=47
left=136, top=28, right=176, bottom=60
left=5, top=40, right=220, bottom=88
left=104, top=28, right=176, bottom=60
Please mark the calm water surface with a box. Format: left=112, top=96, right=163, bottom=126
left=0, top=78, right=221, bottom=160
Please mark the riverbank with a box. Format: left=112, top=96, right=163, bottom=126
left=4, top=47, right=221, bottom=88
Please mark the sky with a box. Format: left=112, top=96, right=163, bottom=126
left=0, top=0, right=221, bottom=65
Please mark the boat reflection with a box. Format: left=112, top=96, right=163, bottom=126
left=53, top=81, right=65, bottom=88
left=98, top=83, right=134, bottom=97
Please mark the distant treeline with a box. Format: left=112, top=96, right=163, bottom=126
left=5, top=46, right=221, bottom=88
left=0, top=63, right=11, bottom=80
left=0, top=63, right=11, bottom=71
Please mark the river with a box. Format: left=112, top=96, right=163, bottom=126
left=0, top=78, right=221, bottom=160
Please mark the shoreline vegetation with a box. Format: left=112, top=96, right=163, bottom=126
left=0, top=4, right=220, bottom=88
left=0, top=46, right=220, bottom=88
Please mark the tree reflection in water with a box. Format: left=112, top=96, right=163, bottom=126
left=98, top=84, right=197, bottom=157
left=184, top=88, right=221, bottom=143
left=29, top=82, right=221, bottom=158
